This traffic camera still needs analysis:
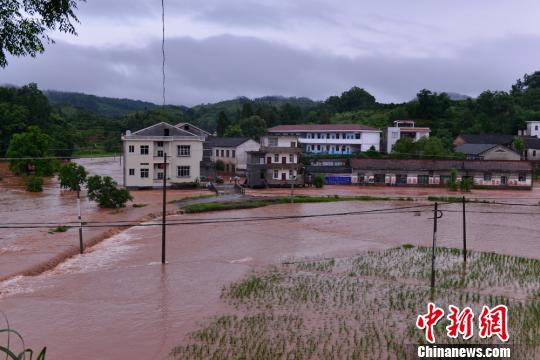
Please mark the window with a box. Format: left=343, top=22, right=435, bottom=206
left=268, top=137, right=278, bottom=147
left=164, top=129, right=170, bottom=136
left=129, top=169, right=135, bottom=176
left=140, top=168, right=149, bottom=178
left=273, top=170, right=279, bottom=179
left=157, top=172, right=164, bottom=180
left=274, top=154, right=279, bottom=163
left=289, top=154, right=294, bottom=163
left=317, top=145, right=321, bottom=151
left=518, top=173, right=527, bottom=182
left=177, top=166, right=190, bottom=177
left=232, top=150, right=235, bottom=158
left=140, top=145, right=149, bottom=155
left=291, top=142, right=296, bottom=147
left=157, top=141, right=164, bottom=147
left=392, top=132, right=399, bottom=139
left=157, top=150, right=164, bottom=157
left=289, top=170, right=293, bottom=178
left=215, top=149, right=219, bottom=157
left=221, top=150, right=224, bottom=157
left=355, top=133, right=361, bottom=139
left=536, top=125, right=539, bottom=131
left=534, top=150, right=537, bottom=157
left=128, top=145, right=134, bottom=153
left=483, top=173, right=492, bottom=181
left=177, top=145, right=191, bottom=156
left=226, top=150, right=230, bottom=157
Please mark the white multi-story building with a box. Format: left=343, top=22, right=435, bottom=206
left=121, top=122, right=204, bottom=188
left=246, top=134, right=303, bottom=187
left=525, top=121, right=540, bottom=138
left=267, top=124, right=381, bottom=155
left=382, top=120, right=431, bottom=154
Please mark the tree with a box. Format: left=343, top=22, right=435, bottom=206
left=86, top=175, right=133, bottom=208
left=25, top=175, right=43, bottom=192
left=314, top=175, right=324, bottom=188
left=365, top=145, right=381, bottom=158
left=58, top=163, right=87, bottom=196
left=391, top=138, right=416, bottom=157
left=447, top=168, right=458, bottom=191
left=1, top=0, right=83, bottom=67
left=239, top=115, right=267, bottom=138
left=216, top=111, right=229, bottom=137
left=224, top=124, right=243, bottom=137
left=512, top=137, right=525, bottom=156
left=6, top=126, right=57, bottom=176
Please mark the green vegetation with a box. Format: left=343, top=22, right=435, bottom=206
left=460, top=177, right=474, bottom=192
left=58, top=163, right=87, bottom=195
left=0, top=0, right=82, bottom=68
left=86, top=175, right=133, bottom=208
left=215, top=159, right=225, bottom=171
left=313, top=175, right=324, bottom=188
left=6, top=126, right=58, bottom=176
left=48, top=225, right=69, bottom=234
left=181, top=195, right=405, bottom=213
left=448, top=168, right=458, bottom=191
left=24, top=175, right=43, bottom=192
left=171, top=247, right=540, bottom=359
left=132, top=203, right=147, bottom=208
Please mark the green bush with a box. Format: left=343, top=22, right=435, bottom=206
left=25, top=176, right=44, bottom=192
left=314, top=175, right=324, bottom=188
left=86, top=175, right=133, bottom=208
left=460, top=177, right=473, bottom=192
left=215, top=160, right=225, bottom=171
left=447, top=168, right=458, bottom=191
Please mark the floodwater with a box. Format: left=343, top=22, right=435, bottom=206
left=1, top=157, right=540, bottom=359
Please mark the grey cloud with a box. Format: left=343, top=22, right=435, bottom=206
left=2, top=34, right=540, bottom=106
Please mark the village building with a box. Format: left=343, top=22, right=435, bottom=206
left=207, top=137, right=260, bottom=174
left=175, top=122, right=212, bottom=139
left=350, top=158, right=533, bottom=189
left=454, top=133, right=540, bottom=162
left=267, top=124, right=381, bottom=155
left=454, top=144, right=521, bottom=161
left=453, top=134, right=514, bottom=147
left=121, top=122, right=204, bottom=188
left=304, top=158, right=352, bottom=185
left=245, top=134, right=303, bottom=187
left=382, top=120, right=431, bottom=153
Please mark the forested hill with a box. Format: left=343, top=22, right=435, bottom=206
left=44, top=90, right=159, bottom=117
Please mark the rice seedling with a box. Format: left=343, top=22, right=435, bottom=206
left=171, top=248, right=540, bottom=359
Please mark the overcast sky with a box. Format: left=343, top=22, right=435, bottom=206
left=2, top=0, right=540, bottom=106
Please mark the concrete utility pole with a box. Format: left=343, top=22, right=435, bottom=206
left=162, top=153, right=167, bottom=264
left=290, top=175, right=296, bottom=204
left=77, top=189, right=83, bottom=254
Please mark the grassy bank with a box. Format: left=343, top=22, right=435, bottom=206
left=171, top=247, right=540, bottom=359
left=181, top=195, right=413, bottom=213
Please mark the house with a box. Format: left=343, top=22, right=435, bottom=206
left=521, top=136, right=540, bottom=161
left=454, top=144, right=521, bottom=161
left=519, top=121, right=540, bottom=138
left=122, top=122, right=204, bottom=188
left=382, top=120, right=430, bottom=153
left=207, top=136, right=260, bottom=174
left=350, top=158, right=533, bottom=189
left=267, top=124, right=381, bottom=155
left=245, top=134, right=303, bottom=187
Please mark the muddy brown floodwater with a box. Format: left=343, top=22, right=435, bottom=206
left=1, top=157, right=540, bottom=359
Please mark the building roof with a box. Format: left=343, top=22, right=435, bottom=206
left=456, top=134, right=515, bottom=145
left=521, top=136, right=540, bottom=149
left=350, top=158, right=532, bottom=172
left=175, top=122, right=211, bottom=136
left=268, top=124, right=380, bottom=132
left=454, top=143, right=499, bottom=155
left=205, top=136, right=257, bottom=148
left=129, top=122, right=198, bottom=137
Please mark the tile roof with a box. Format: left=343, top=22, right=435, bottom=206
left=268, top=124, right=380, bottom=132
left=454, top=143, right=499, bottom=155
left=350, top=158, right=532, bottom=172
left=456, top=134, right=515, bottom=145
left=521, top=136, right=540, bottom=149
left=130, top=122, right=197, bottom=137
left=175, top=122, right=211, bottom=136
left=205, top=136, right=257, bottom=148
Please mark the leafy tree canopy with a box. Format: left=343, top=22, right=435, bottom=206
left=58, top=162, right=87, bottom=194
left=6, top=126, right=57, bottom=176
left=86, top=175, right=132, bottom=208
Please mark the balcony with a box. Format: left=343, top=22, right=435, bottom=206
left=299, top=138, right=363, bottom=145
left=266, top=163, right=302, bottom=170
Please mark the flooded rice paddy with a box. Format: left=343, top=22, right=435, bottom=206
left=0, top=157, right=540, bottom=359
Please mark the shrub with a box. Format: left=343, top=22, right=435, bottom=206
left=86, top=175, right=133, bottom=208
left=170, top=179, right=200, bottom=189
left=215, top=160, right=225, bottom=171
left=314, top=175, right=324, bottom=188
left=49, top=225, right=69, bottom=233
left=58, top=163, right=87, bottom=195
left=460, top=177, right=473, bottom=192
left=447, top=168, right=458, bottom=191
left=25, top=176, right=43, bottom=192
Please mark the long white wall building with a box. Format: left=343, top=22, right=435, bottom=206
left=267, top=124, right=381, bottom=155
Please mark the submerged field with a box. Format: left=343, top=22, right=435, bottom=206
left=171, top=246, right=540, bottom=359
